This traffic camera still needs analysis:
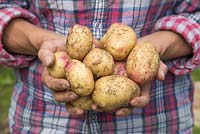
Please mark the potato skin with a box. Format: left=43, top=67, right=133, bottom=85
left=126, top=42, right=160, bottom=85
left=65, top=59, right=94, bottom=96
left=92, top=75, right=140, bottom=111
left=83, top=48, right=114, bottom=77
left=48, top=51, right=70, bottom=78
left=101, top=23, right=137, bottom=60
left=66, top=24, right=93, bottom=61
left=71, top=96, right=93, bottom=110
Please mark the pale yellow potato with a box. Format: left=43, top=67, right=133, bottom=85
left=92, top=75, right=140, bottom=112
left=101, top=23, right=137, bottom=60
left=71, top=96, right=93, bottom=110
left=48, top=51, right=70, bottom=78
left=83, top=48, right=114, bottom=77
left=126, top=42, right=160, bottom=85
left=66, top=24, right=93, bottom=61
left=65, top=59, right=94, bottom=96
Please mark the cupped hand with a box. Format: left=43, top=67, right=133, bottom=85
left=92, top=31, right=175, bottom=116
left=92, top=61, right=168, bottom=116
left=38, top=39, right=85, bottom=115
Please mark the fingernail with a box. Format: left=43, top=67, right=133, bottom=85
left=160, top=71, right=165, bottom=80
left=45, top=56, right=52, bottom=66
left=130, top=100, right=136, bottom=105
left=69, top=93, right=78, bottom=98
left=116, top=111, right=122, bottom=116
left=131, top=99, right=139, bottom=106
left=62, top=83, right=69, bottom=89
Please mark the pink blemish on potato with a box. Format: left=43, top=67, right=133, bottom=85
left=64, top=61, right=73, bottom=70
left=128, top=71, right=144, bottom=85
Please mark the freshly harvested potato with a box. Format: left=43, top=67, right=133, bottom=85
left=113, top=61, right=128, bottom=77
left=71, top=96, right=93, bottom=110
left=92, top=75, right=140, bottom=111
left=65, top=59, right=94, bottom=96
left=83, top=48, right=114, bottom=77
left=48, top=51, right=70, bottom=78
left=66, top=24, right=93, bottom=61
left=101, top=23, right=137, bottom=60
left=126, top=42, right=160, bottom=85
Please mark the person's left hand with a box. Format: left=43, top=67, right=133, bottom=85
left=91, top=60, right=168, bottom=116
left=92, top=31, right=185, bottom=116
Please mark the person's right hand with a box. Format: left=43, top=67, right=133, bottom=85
left=38, top=38, right=84, bottom=115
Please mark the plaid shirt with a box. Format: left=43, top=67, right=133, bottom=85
left=0, top=0, right=200, bottom=134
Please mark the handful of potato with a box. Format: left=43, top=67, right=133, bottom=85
left=48, top=23, right=160, bottom=112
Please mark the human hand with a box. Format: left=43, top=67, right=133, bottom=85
left=92, top=31, right=184, bottom=116
left=115, top=30, right=192, bottom=116
left=91, top=60, right=168, bottom=116
left=38, top=39, right=85, bottom=115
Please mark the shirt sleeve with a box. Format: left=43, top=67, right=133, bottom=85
left=0, top=2, right=40, bottom=68
left=154, top=0, right=200, bottom=75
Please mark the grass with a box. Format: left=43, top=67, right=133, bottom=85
left=193, top=126, right=200, bottom=134
left=192, top=68, right=200, bottom=81
left=0, top=65, right=199, bottom=133
left=0, top=66, right=15, bottom=133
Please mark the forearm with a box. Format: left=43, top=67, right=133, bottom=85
left=140, top=31, right=193, bottom=61
left=156, top=31, right=193, bottom=61
left=2, top=19, right=64, bottom=55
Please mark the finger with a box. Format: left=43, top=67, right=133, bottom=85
left=91, top=104, right=104, bottom=112
left=66, top=103, right=85, bottom=115
left=156, top=61, right=168, bottom=81
left=54, top=91, right=78, bottom=103
left=130, top=83, right=150, bottom=107
left=115, top=107, right=132, bottom=116
left=42, top=67, right=70, bottom=91
left=38, top=40, right=67, bottom=67
left=38, top=48, right=55, bottom=67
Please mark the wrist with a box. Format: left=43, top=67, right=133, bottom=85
left=28, top=27, right=65, bottom=51
left=3, top=18, right=65, bottom=55
left=160, top=31, right=192, bottom=60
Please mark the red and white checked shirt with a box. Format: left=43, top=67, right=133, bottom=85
left=0, top=0, right=200, bottom=134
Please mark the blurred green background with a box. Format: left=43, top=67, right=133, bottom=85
left=0, top=65, right=200, bottom=133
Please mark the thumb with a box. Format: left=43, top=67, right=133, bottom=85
left=38, top=48, right=55, bottom=67
left=157, top=60, right=168, bottom=81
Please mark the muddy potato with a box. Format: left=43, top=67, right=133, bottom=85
left=65, top=59, right=94, bottom=96
left=126, top=42, right=160, bottom=85
left=92, top=75, right=140, bottom=112
left=66, top=24, right=93, bottom=61
left=48, top=51, right=70, bottom=78
left=101, top=23, right=137, bottom=60
left=83, top=48, right=114, bottom=77
left=71, top=96, right=93, bottom=110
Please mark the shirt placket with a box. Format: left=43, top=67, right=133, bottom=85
left=90, top=0, right=108, bottom=39
left=86, top=1, right=109, bottom=133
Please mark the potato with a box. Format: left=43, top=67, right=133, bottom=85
left=83, top=48, right=114, bottom=77
left=113, top=61, right=128, bottom=77
left=71, top=96, right=93, bottom=110
left=65, top=59, right=94, bottom=96
left=101, top=23, right=137, bottom=60
left=48, top=51, right=70, bottom=78
left=66, top=24, right=93, bottom=61
left=92, top=75, right=140, bottom=111
left=126, top=42, right=160, bottom=85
